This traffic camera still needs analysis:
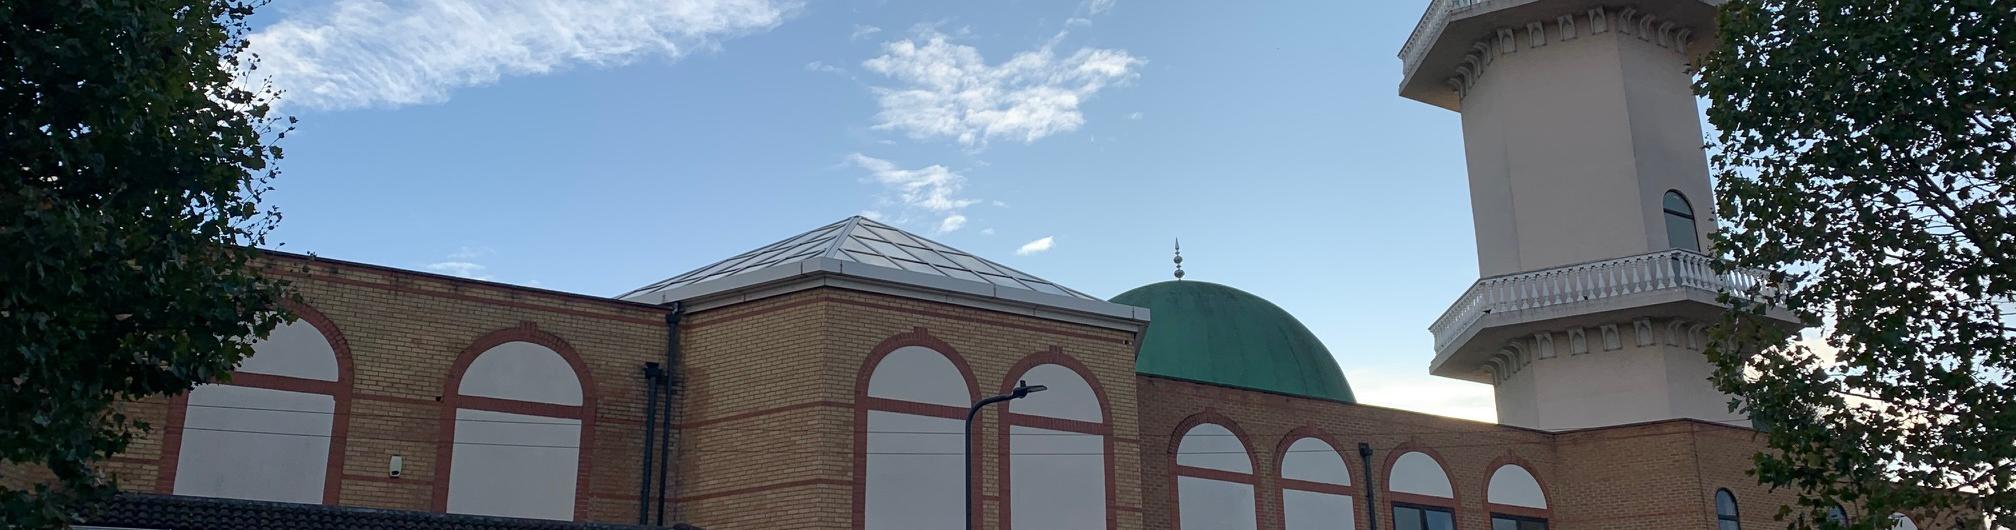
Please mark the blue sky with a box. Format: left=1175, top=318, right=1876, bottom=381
left=250, top=0, right=1496, bottom=420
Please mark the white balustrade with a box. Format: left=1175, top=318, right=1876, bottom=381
left=1429, top=250, right=1771, bottom=352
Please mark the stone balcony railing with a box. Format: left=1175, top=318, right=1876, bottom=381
left=1429, top=250, right=1772, bottom=354
left=1398, top=0, right=1485, bottom=77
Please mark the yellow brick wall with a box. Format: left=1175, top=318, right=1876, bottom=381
left=1136, top=377, right=1559, bottom=530
left=115, top=254, right=670, bottom=523
left=59, top=251, right=1973, bottom=530
left=670, top=287, right=1146, bottom=530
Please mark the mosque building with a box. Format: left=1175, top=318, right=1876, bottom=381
left=42, top=0, right=1973, bottom=529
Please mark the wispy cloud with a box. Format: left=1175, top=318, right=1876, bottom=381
left=1016, top=236, right=1055, bottom=255
left=425, top=261, right=492, bottom=280
left=862, top=30, right=1142, bottom=146
left=938, top=214, right=968, bottom=233
left=805, top=61, right=847, bottom=75
left=1127, top=111, right=1144, bottom=120
left=1088, top=0, right=1117, bottom=15
left=249, top=0, right=797, bottom=110
left=1346, top=370, right=1496, bottom=422
left=850, top=24, right=883, bottom=41
left=848, top=154, right=980, bottom=233
left=446, top=245, right=494, bottom=260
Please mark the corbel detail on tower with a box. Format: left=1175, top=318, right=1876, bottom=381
left=1440, top=5, right=1697, bottom=102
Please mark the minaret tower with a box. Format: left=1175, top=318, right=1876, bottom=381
left=1401, top=0, right=1786, bottom=430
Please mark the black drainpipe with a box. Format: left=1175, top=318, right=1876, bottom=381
left=1360, top=442, right=1379, bottom=530
left=654, top=302, right=685, bottom=526
left=636, top=362, right=663, bottom=525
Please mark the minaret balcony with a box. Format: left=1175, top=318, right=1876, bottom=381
left=1427, top=249, right=1794, bottom=381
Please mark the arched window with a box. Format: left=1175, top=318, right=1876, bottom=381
left=170, top=306, right=349, bottom=504
left=1175, top=420, right=1258, bottom=530
left=1486, top=464, right=1548, bottom=530
left=1388, top=450, right=1456, bottom=530
left=440, top=333, right=591, bottom=521
left=1664, top=190, right=1701, bottom=252
left=1002, top=359, right=1109, bottom=529
left=1827, top=505, right=1851, bottom=526
left=859, top=339, right=974, bottom=530
left=1278, top=434, right=1355, bottom=530
left=1889, top=513, right=1918, bottom=530
left=1715, top=489, right=1741, bottom=530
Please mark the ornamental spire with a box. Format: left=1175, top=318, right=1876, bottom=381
left=1173, top=239, right=1185, bottom=280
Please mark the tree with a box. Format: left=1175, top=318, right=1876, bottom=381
left=0, top=0, right=289, bottom=526
left=1696, top=0, right=2013, bottom=528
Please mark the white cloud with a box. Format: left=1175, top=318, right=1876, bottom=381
left=425, top=261, right=492, bottom=280
left=249, top=0, right=796, bottom=110
left=1088, top=0, right=1117, bottom=15
left=1345, top=369, right=1497, bottom=423
left=862, top=31, right=1142, bottom=145
left=805, top=61, right=846, bottom=75
left=980, top=228, right=996, bottom=236
left=848, top=154, right=980, bottom=233
left=446, top=245, right=493, bottom=260
left=937, top=214, right=968, bottom=233
left=850, top=24, right=883, bottom=41
left=1127, top=111, right=1144, bottom=120
left=1016, top=236, right=1055, bottom=255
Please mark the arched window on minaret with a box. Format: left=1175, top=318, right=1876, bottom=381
left=1663, top=190, right=1701, bottom=252
left=1716, top=489, right=1741, bottom=530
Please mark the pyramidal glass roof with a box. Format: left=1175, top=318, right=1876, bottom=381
left=619, top=216, right=1115, bottom=311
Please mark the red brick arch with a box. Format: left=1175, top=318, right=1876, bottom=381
left=1482, top=453, right=1553, bottom=520
left=155, top=299, right=354, bottom=504
left=993, top=347, right=1116, bottom=530
left=1380, top=441, right=1463, bottom=524
left=850, top=327, right=981, bottom=530
left=1272, top=426, right=1360, bottom=495
left=1167, top=410, right=1264, bottom=530
left=431, top=322, right=598, bottom=521
left=1273, top=426, right=1365, bottom=530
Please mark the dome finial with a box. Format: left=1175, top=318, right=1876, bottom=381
left=1173, top=239, right=1186, bottom=280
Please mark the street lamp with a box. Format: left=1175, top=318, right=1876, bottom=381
left=965, top=380, right=1046, bottom=530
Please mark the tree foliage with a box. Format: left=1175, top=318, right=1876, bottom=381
left=0, top=0, right=289, bottom=526
left=1697, top=0, right=2013, bottom=528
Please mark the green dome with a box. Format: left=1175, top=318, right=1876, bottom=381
left=1111, top=280, right=1355, bottom=403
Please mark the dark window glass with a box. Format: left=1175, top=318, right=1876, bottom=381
left=1716, top=489, right=1742, bottom=530
left=1827, top=505, right=1850, bottom=525
left=1395, top=506, right=1424, bottom=530
left=1397, top=505, right=1455, bottom=530
left=1492, top=515, right=1548, bottom=530
left=1663, top=190, right=1701, bottom=251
